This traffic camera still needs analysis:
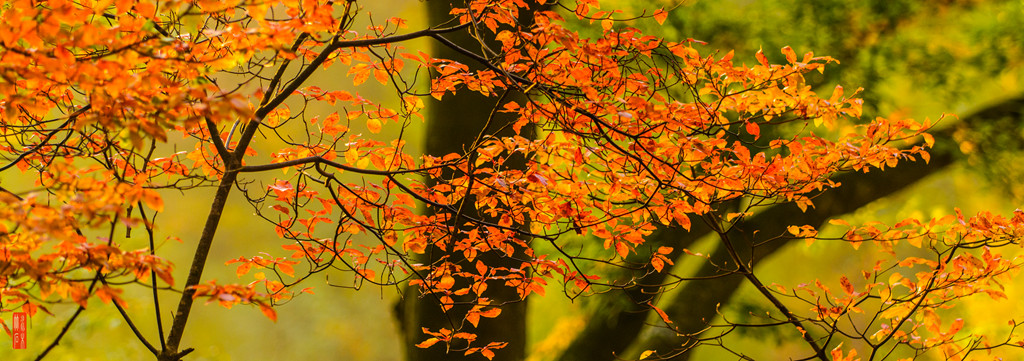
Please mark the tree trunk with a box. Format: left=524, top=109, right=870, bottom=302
left=396, top=2, right=548, bottom=360
left=562, top=95, right=1024, bottom=360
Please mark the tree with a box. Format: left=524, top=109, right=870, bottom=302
left=555, top=1, right=1024, bottom=359
left=2, top=1, right=1023, bottom=360
left=395, top=1, right=555, bottom=359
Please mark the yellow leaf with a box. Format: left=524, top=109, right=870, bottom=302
left=888, top=272, right=902, bottom=287
left=828, top=219, right=850, bottom=227
left=879, top=287, right=891, bottom=303
left=906, top=235, right=922, bottom=248
left=640, top=350, right=656, bottom=359
left=921, top=133, right=935, bottom=147
left=367, top=118, right=382, bottom=133
left=416, top=337, right=440, bottom=349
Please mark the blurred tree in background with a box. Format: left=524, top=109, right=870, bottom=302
left=543, top=1, right=1024, bottom=360
left=2, top=1, right=1024, bottom=361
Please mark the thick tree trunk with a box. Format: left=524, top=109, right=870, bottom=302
left=561, top=95, right=1024, bottom=360
left=556, top=224, right=708, bottom=361
left=622, top=148, right=955, bottom=360
left=396, top=2, right=547, bottom=361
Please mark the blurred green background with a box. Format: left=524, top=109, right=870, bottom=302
left=11, top=0, right=1024, bottom=360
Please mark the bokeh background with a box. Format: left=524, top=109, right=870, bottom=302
left=11, top=0, right=1024, bottom=360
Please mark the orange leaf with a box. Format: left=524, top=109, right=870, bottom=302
left=277, top=263, right=295, bottom=277
left=781, top=46, right=796, bottom=63
left=236, top=263, right=252, bottom=278
left=467, top=313, right=481, bottom=327
left=141, top=189, right=164, bottom=212
left=416, top=338, right=440, bottom=348
left=828, top=219, right=850, bottom=227
left=374, top=68, right=389, bottom=85
left=652, top=9, right=668, bottom=25
left=673, top=211, right=691, bottom=231
left=839, top=276, right=854, bottom=295
left=921, top=132, right=935, bottom=147
left=367, top=118, right=382, bottom=134
left=440, top=296, right=454, bottom=312
left=947, top=318, right=964, bottom=335
left=649, top=302, right=673, bottom=324
left=259, top=304, right=278, bottom=322
left=438, top=275, right=456, bottom=290
left=479, top=307, right=501, bottom=318
left=615, top=241, right=629, bottom=258
left=755, top=48, right=769, bottom=67
left=830, top=343, right=844, bottom=360
left=651, top=257, right=664, bottom=272
left=745, top=121, right=760, bottom=140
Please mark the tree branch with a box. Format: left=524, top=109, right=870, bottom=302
left=0, top=104, right=90, bottom=172
left=611, top=95, right=1024, bottom=360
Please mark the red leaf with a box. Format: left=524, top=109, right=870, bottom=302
left=271, top=204, right=290, bottom=215
left=745, top=121, right=760, bottom=140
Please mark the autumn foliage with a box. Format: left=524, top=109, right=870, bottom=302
left=1, top=0, right=1023, bottom=360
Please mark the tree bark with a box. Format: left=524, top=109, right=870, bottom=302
left=562, top=95, right=1024, bottom=360
left=396, top=2, right=548, bottom=360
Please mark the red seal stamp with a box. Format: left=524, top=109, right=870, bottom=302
left=12, top=312, right=26, bottom=349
